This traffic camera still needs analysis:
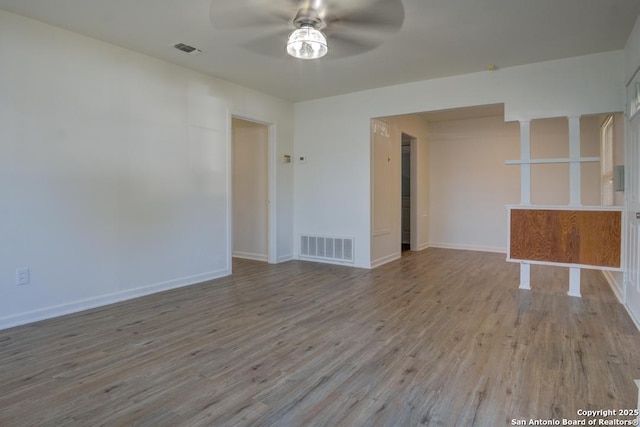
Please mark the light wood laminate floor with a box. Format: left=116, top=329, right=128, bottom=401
left=1, top=248, right=639, bottom=426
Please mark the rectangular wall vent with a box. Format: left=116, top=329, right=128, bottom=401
left=173, top=42, right=203, bottom=55
left=300, top=235, right=354, bottom=264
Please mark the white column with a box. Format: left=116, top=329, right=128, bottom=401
left=520, top=263, right=531, bottom=290
left=520, top=121, right=531, bottom=206
left=568, top=116, right=581, bottom=207
left=568, top=116, right=582, bottom=297
left=519, top=120, right=531, bottom=290
left=568, top=267, right=581, bottom=297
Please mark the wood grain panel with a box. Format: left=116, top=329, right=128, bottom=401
left=510, top=209, right=621, bottom=268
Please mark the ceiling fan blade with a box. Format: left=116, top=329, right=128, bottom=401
left=324, top=0, right=404, bottom=33
left=326, top=32, right=381, bottom=58
left=211, top=0, right=404, bottom=59
left=209, top=0, right=297, bottom=29
left=240, top=30, right=293, bottom=58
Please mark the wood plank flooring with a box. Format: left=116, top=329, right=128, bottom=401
left=1, top=248, right=640, bottom=426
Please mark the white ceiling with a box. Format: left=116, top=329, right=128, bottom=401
left=1, top=0, right=639, bottom=103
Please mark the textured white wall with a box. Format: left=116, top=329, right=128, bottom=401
left=294, top=50, right=625, bottom=267
left=0, top=10, right=293, bottom=328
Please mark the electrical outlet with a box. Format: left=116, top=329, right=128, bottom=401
left=16, top=268, right=29, bottom=286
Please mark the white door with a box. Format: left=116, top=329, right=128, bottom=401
left=625, top=82, right=640, bottom=321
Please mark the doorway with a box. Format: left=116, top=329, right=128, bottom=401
left=401, top=134, right=412, bottom=251
left=231, top=117, right=270, bottom=262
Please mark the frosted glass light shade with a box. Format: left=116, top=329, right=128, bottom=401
left=286, top=27, right=328, bottom=59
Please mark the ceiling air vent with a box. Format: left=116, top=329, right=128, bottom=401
left=173, top=43, right=203, bottom=55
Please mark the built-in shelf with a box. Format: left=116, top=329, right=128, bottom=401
left=505, top=157, right=599, bottom=165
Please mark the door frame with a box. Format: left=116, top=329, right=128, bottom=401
left=229, top=114, right=277, bottom=270
left=624, top=77, right=640, bottom=326
left=400, top=132, right=420, bottom=251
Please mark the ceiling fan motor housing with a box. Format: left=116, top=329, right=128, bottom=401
left=293, top=8, right=325, bottom=30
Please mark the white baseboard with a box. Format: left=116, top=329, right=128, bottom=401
left=0, top=269, right=230, bottom=331
left=417, top=242, right=430, bottom=251
left=233, top=252, right=268, bottom=262
left=276, top=254, right=294, bottom=263
left=371, top=252, right=401, bottom=269
left=623, top=303, right=640, bottom=332
left=428, top=242, right=507, bottom=254
left=601, top=273, right=640, bottom=333
left=602, top=270, right=624, bottom=303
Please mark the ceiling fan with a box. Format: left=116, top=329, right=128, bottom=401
left=209, top=0, right=405, bottom=60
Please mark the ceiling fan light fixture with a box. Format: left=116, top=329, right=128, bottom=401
left=286, top=26, right=328, bottom=59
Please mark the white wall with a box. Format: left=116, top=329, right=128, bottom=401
left=579, top=116, right=605, bottom=206
left=370, top=114, right=429, bottom=267
left=427, top=115, right=602, bottom=253
left=294, top=50, right=625, bottom=268
left=428, top=116, right=520, bottom=252
left=625, top=16, right=640, bottom=83
left=613, top=113, right=625, bottom=207
left=232, top=119, right=268, bottom=261
left=391, top=115, right=430, bottom=251
left=605, top=113, right=626, bottom=300
left=0, top=10, right=294, bottom=329
left=530, top=116, right=602, bottom=206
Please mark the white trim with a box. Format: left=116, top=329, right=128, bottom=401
left=230, top=115, right=278, bottom=265
left=506, top=204, right=624, bottom=211
left=417, top=242, right=430, bottom=251
left=625, top=304, right=640, bottom=332
left=429, top=242, right=506, bottom=254
left=506, top=207, right=512, bottom=261
left=568, top=267, right=581, bottom=297
left=520, top=120, right=531, bottom=205
left=370, top=252, right=402, bottom=268
left=0, top=269, right=230, bottom=331
left=371, top=118, right=393, bottom=238
left=226, top=111, right=233, bottom=275
left=568, top=116, right=582, bottom=206
left=299, top=257, right=368, bottom=268
left=519, top=263, right=531, bottom=290
left=299, top=255, right=355, bottom=265
left=410, top=136, right=420, bottom=251
left=602, top=270, right=624, bottom=303
left=268, top=123, right=278, bottom=264
left=507, top=257, right=622, bottom=272
left=277, top=254, right=294, bottom=263
left=505, top=157, right=600, bottom=165
left=233, top=252, right=268, bottom=262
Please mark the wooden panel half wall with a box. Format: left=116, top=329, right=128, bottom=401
left=509, top=208, right=622, bottom=269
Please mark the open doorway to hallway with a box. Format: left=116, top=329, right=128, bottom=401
left=232, top=118, right=269, bottom=262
